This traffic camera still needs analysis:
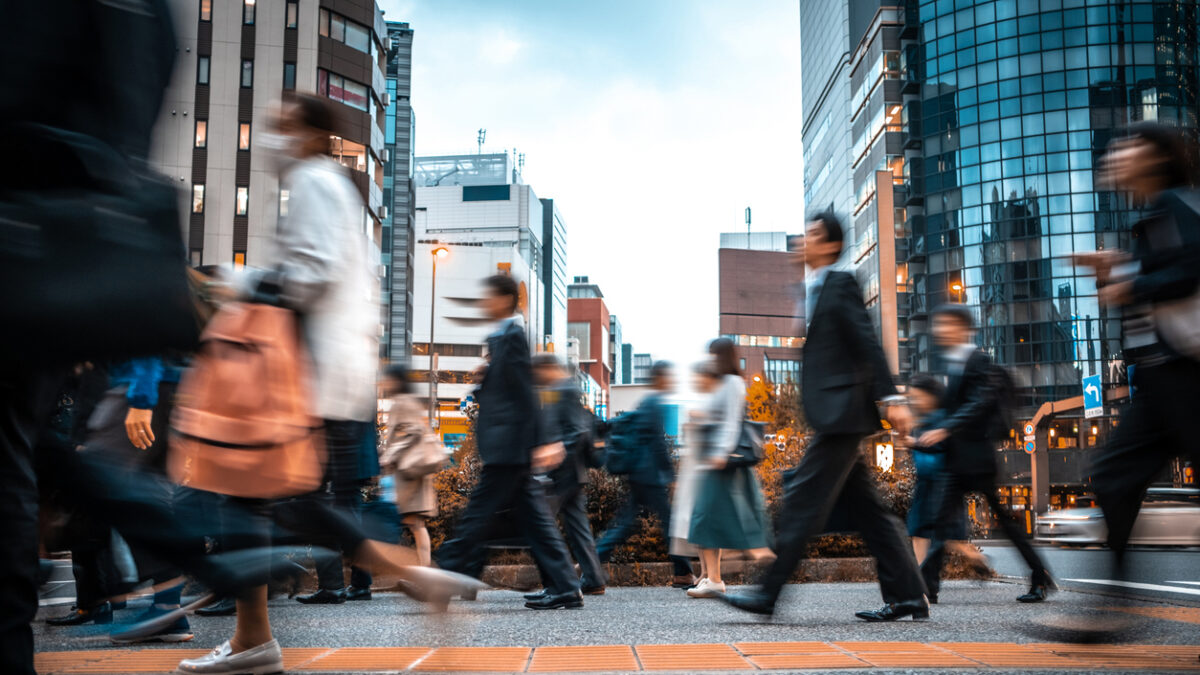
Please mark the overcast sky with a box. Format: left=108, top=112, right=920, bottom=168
left=379, top=0, right=803, bottom=362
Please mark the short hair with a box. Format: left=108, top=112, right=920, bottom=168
left=786, top=234, right=804, bottom=251
left=932, top=303, right=975, bottom=329
left=807, top=211, right=844, bottom=253
left=693, top=360, right=720, bottom=378
left=532, top=353, right=562, bottom=368
left=707, top=337, right=741, bottom=377
left=284, top=92, right=334, bottom=133
left=483, top=274, right=520, bottom=314
left=1125, top=122, right=1200, bottom=188
left=383, top=363, right=411, bottom=394
left=650, top=360, right=673, bottom=379
left=908, top=374, right=944, bottom=398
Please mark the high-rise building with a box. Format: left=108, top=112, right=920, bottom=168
left=718, top=232, right=803, bottom=384
left=152, top=0, right=389, bottom=267
left=541, top=198, right=569, bottom=352
left=632, top=353, right=655, bottom=385
left=567, top=276, right=612, bottom=416
left=382, top=20, right=416, bottom=361
left=801, top=1, right=855, bottom=219
left=621, top=343, right=634, bottom=385
left=609, top=314, right=624, bottom=386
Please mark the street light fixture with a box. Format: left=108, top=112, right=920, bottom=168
left=428, top=246, right=449, bottom=427
left=950, top=281, right=964, bottom=303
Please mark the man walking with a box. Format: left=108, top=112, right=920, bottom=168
left=722, top=212, right=927, bottom=622
left=916, top=305, right=1051, bottom=603
left=594, top=361, right=695, bottom=587
left=436, top=275, right=583, bottom=610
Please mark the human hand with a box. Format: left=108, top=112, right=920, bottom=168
left=708, top=455, right=727, bottom=470
left=125, top=408, right=155, bottom=450
left=917, top=427, right=950, bottom=447
left=885, top=404, right=913, bottom=437
left=532, top=442, right=565, bottom=471
left=1098, top=280, right=1134, bottom=306
left=1070, top=250, right=1128, bottom=272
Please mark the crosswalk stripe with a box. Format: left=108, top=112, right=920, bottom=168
left=1064, top=578, right=1200, bottom=596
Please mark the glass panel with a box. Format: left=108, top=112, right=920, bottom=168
left=319, top=8, right=329, bottom=36
left=238, top=123, right=251, bottom=151
left=243, top=0, right=254, bottom=25
left=341, top=78, right=368, bottom=111
left=199, top=0, right=211, bottom=21
left=197, top=56, right=209, bottom=85
left=194, top=120, right=207, bottom=148
left=331, top=15, right=345, bottom=42
left=192, top=185, right=204, bottom=213
left=236, top=187, right=249, bottom=215
left=286, top=1, right=297, bottom=28
left=241, top=60, right=253, bottom=88
left=344, top=21, right=370, bottom=53
left=283, top=63, right=296, bottom=90
left=317, top=68, right=328, bottom=96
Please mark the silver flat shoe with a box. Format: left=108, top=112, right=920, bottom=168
left=175, top=639, right=283, bottom=674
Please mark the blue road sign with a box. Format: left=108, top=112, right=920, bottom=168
left=1024, top=440, right=1036, bottom=454
left=1082, top=373, right=1103, bottom=419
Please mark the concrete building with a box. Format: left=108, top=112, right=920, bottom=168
left=632, top=353, right=655, bottom=385
left=609, top=315, right=625, bottom=387
left=381, top=20, right=416, bottom=361
left=541, top=198, right=569, bottom=352
left=567, top=276, right=612, bottom=418
left=718, top=232, right=803, bottom=385
left=152, top=0, right=389, bottom=267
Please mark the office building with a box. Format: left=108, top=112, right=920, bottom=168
left=621, top=343, right=634, bottom=385
left=152, top=0, right=389, bottom=267
left=632, top=353, right=655, bottom=385
left=381, top=20, right=416, bottom=361
left=541, top=198, right=569, bottom=352
left=567, top=276, right=612, bottom=417
left=801, top=1, right=855, bottom=219
left=609, top=315, right=625, bottom=386
left=718, top=232, right=803, bottom=384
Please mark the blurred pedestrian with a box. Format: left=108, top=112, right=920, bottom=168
left=379, top=364, right=440, bottom=567
left=435, top=275, right=584, bottom=610
left=722, top=212, right=925, bottom=622
left=597, top=361, right=697, bottom=588
left=686, top=343, right=773, bottom=599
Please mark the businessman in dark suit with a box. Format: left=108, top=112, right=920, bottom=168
left=723, top=212, right=928, bottom=622
left=435, top=275, right=583, bottom=610
left=917, top=304, right=1051, bottom=603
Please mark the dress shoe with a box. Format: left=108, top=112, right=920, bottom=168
left=855, top=598, right=930, bottom=622
left=718, top=591, right=776, bottom=616
left=176, top=638, right=283, bottom=674
left=47, top=603, right=113, bottom=626
left=671, top=574, right=697, bottom=589
left=344, top=586, right=372, bottom=601
left=1017, top=583, right=1050, bottom=603
left=523, top=589, right=548, bottom=601
left=928, top=592, right=938, bottom=605
left=194, top=597, right=237, bottom=617
left=295, top=588, right=346, bottom=605
left=525, top=590, right=584, bottom=610
left=581, top=585, right=606, bottom=596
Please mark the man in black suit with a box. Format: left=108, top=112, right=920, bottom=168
left=723, top=212, right=928, bottom=622
left=522, top=354, right=607, bottom=598
left=917, top=305, right=1051, bottom=603
left=435, top=275, right=583, bottom=610
left=594, top=362, right=695, bottom=587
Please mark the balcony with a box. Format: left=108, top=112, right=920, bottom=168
left=900, top=43, right=921, bottom=95
left=902, top=99, right=922, bottom=149
left=909, top=289, right=928, bottom=318
left=900, top=0, right=919, bottom=40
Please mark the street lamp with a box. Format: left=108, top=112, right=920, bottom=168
left=950, top=281, right=964, bottom=303
left=428, top=246, right=449, bottom=427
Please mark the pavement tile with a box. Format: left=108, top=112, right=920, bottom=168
left=1030, top=644, right=1200, bottom=671
left=734, top=641, right=843, bottom=655
left=834, top=641, right=938, bottom=652
left=635, top=643, right=752, bottom=670
left=931, top=642, right=1085, bottom=668
left=295, top=647, right=431, bottom=671
left=413, top=646, right=532, bottom=672
left=1112, top=606, right=1200, bottom=625
left=528, top=645, right=639, bottom=672
left=748, top=653, right=870, bottom=669
left=34, top=650, right=119, bottom=674
left=283, top=648, right=341, bottom=669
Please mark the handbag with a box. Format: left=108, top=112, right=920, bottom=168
left=1149, top=190, right=1200, bottom=361
left=725, top=419, right=766, bottom=468
left=381, top=398, right=447, bottom=479
left=167, top=303, right=324, bottom=499
left=0, top=124, right=200, bottom=365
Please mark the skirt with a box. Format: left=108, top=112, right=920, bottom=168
left=395, top=472, right=437, bottom=517
left=688, top=465, right=772, bottom=550
left=669, top=437, right=703, bottom=557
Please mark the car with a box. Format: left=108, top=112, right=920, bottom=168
left=1035, top=487, right=1200, bottom=547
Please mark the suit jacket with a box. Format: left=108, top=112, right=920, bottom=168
left=631, top=393, right=674, bottom=487
left=937, top=348, right=1001, bottom=476
left=801, top=270, right=898, bottom=435
left=476, top=319, right=539, bottom=466
left=542, top=379, right=591, bottom=490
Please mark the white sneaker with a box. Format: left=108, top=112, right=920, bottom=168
left=175, top=639, right=283, bottom=674
left=686, top=578, right=726, bottom=598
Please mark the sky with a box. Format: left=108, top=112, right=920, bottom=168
left=379, top=0, right=803, bottom=362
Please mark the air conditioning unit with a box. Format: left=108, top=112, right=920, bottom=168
left=382, top=92, right=391, bottom=108
left=384, top=37, right=392, bottom=51
left=383, top=148, right=391, bottom=163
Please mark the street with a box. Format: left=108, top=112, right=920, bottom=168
left=33, top=580, right=1200, bottom=673
left=982, top=542, right=1200, bottom=604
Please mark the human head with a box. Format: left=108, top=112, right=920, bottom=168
left=650, top=360, right=675, bottom=393
left=804, top=211, right=844, bottom=270
left=1102, top=122, right=1199, bottom=199
left=482, top=274, right=519, bottom=321
left=906, top=374, right=944, bottom=416
left=276, top=92, right=334, bottom=158
left=381, top=363, right=411, bottom=397
left=931, top=303, right=974, bottom=347
left=532, top=353, right=566, bottom=386
left=707, top=337, right=741, bottom=378
left=693, top=360, right=721, bottom=393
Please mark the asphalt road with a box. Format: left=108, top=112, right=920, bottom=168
left=981, top=541, right=1200, bottom=604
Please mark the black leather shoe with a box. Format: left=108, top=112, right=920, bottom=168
left=1017, top=583, right=1050, bottom=603
left=525, top=591, right=583, bottom=610
left=719, top=591, right=776, bottom=616
left=194, top=596, right=237, bottom=616
left=47, top=603, right=113, bottom=626
left=523, top=589, right=548, bottom=601
left=296, top=588, right=346, bottom=605
left=344, top=586, right=372, bottom=601
left=855, top=598, right=930, bottom=622
left=581, top=585, right=606, bottom=596
left=928, top=593, right=938, bottom=605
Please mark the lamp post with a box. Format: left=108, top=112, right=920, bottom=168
left=429, top=246, right=449, bottom=427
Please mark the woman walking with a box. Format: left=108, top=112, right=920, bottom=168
left=686, top=339, right=773, bottom=599
left=380, top=364, right=440, bottom=567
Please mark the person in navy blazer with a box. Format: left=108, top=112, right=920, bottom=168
left=435, top=275, right=583, bottom=610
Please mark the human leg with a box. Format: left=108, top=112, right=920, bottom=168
left=636, top=482, right=694, bottom=577
left=436, top=466, right=522, bottom=577
left=514, top=474, right=582, bottom=597
left=558, top=486, right=606, bottom=589
left=839, top=460, right=926, bottom=605
left=404, top=515, right=431, bottom=567
left=594, top=488, right=641, bottom=563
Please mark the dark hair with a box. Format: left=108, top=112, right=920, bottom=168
left=807, top=211, right=844, bottom=253
left=383, top=363, right=411, bottom=394
left=650, top=360, right=673, bottom=379
left=707, top=337, right=741, bottom=377
left=484, top=274, right=520, bottom=314
left=908, top=374, right=944, bottom=398
left=786, top=234, right=804, bottom=251
left=532, top=353, right=562, bottom=368
left=1125, top=122, right=1200, bottom=188
left=285, top=92, right=335, bottom=134
left=932, top=303, right=974, bottom=329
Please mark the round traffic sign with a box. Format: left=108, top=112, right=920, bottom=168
left=1023, top=423, right=1034, bottom=435
left=1024, top=440, right=1035, bottom=454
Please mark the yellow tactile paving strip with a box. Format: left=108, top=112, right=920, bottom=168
left=33, top=641, right=1200, bottom=673
left=1111, top=605, right=1200, bottom=625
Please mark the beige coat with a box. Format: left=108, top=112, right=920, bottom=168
left=383, top=395, right=438, bottom=517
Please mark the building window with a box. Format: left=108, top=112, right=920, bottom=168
left=242, top=0, right=254, bottom=25
left=234, top=252, right=246, bottom=267
left=235, top=186, right=249, bottom=215
left=317, top=8, right=371, bottom=55
left=197, top=56, right=210, bottom=85
left=318, top=8, right=329, bottom=36
left=238, top=123, right=251, bottom=151
left=192, top=184, right=205, bottom=213
left=241, top=60, right=253, bottom=88
left=189, top=250, right=203, bottom=266
left=199, top=0, right=211, bottom=21
left=283, top=62, right=296, bottom=90
left=194, top=119, right=207, bottom=148
left=317, top=68, right=368, bottom=111
left=285, top=1, right=298, bottom=28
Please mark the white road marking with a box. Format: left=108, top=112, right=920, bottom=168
left=1164, top=580, right=1200, bottom=586
left=1064, top=578, right=1200, bottom=596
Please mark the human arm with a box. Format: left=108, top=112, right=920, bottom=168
left=123, top=357, right=163, bottom=449
left=250, top=171, right=343, bottom=310
left=933, top=354, right=999, bottom=437
left=709, top=378, right=744, bottom=467
left=833, top=273, right=899, bottom=401
left=1127, top=193, right=1200, bottom=305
